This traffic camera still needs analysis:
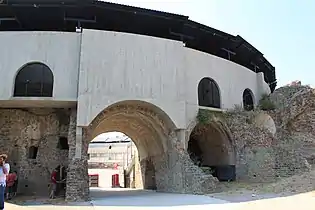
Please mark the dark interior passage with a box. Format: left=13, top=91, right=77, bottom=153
left=188, top=123, right=236, bottom=181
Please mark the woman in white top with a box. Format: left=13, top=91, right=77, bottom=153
left=0, top=154, right=10, bottom=210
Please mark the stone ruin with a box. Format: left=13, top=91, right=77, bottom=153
left=189, top=83, right=315, bottom=190
left=0, top=84, right=314, bottom=198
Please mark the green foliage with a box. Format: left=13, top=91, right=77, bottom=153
left=196, top=108, right=227, bottom=124
left=200, top=166, right=214, bottom=175
left=196, top=109, right=212, bottom=124
left=259, top=93, right=276, bottom=111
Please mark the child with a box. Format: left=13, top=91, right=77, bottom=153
left=6, top=172, right=16, bottom=200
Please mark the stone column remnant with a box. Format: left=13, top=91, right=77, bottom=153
left=65, top=109, right=90, bottom=201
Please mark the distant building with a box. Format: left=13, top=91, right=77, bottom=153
left=88, top=141, right=137, bottom=169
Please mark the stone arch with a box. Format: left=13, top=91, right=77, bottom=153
left=198, top=77, right=221, bottom=108
left=85, top=100, right=177, bottom=190
left=187, top=120, right=236, bottom=181
left=13, top=62, right=54, bottom=97
left=243, top=88, right=255, bottom=111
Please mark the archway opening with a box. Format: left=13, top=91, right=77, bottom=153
left=82, top=100, right=177, bottom=197
left=14, top=62, right=54, bottom=97
left=198, top=77, right=221, bottom=108
left=243, top=88, right=254, bottom=111
left=187, top=123, right=236, bottom=182
left=88, top=132, right=146, bottom=189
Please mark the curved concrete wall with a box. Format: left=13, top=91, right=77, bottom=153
left=77, top=29, right=270, bottom=128
left=0, top=29, right=271, bottom=129
left=184, top=48, right=270, bottom=125
left=0, top=31, right=80, bottom=102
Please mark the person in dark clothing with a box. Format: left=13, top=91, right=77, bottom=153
left=12, top=171, right=18, bottom=197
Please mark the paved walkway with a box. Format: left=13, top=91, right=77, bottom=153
left=4, top=188, right=315, bottom=210
left=91, top=188, right=230, bottom=209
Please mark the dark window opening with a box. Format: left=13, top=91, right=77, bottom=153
left=198, top=77, right=221, bottom=108
left=57, top=137, right=69, bottom=150
left=243, top=89, right=254, bottom=111
left=28, top=146, right=38, bottom=159
left=14, top=63, right=54, bottom=97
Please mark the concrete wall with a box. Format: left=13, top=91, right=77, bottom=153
left=184, top=48, right=269, bottom=124
left=0, top=31, right=80, bottom=102
left=0, top=30, right=270, bottom=126
left=77, top=29, right=187, bottom=128
left=77, top=29, right=270, bottom=129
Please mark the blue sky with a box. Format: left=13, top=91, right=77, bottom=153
left=107, top=0, right=315, bottom=87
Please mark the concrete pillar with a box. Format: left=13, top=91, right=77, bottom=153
left=66, top=109, right=90, bottom=201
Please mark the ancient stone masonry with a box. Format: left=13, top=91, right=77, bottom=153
left=66, top=109, right=90, bottom=202
left=8, top=86, right=314, bottom=201
left=152, top=131, right=218, bottom=195
left=269, top=85, right=315, bottom=177
left=0, top=108, right=71, bottom=195
left=222, top=109, right=276, bottom=182
left=192, top=84, right=315, bottom=185
left=64, top=101, right=221, bottom=201
left=190, top=108, right=277, bottom=183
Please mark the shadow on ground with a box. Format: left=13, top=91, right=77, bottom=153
left=90, top=188, right=229, bottom=207
left=7, top=188, right=228, bottom=207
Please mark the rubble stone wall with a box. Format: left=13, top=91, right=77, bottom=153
left=4, top=85, right=314, bottom=200
left=223, top=110, right=276, bottom=182
left=0, top=108, right=71, bottom=195
left=66, top=124, right=90, bottom=201
left=270, top=86, right=315, bottom=177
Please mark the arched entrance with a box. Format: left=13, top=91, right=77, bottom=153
left=84, top=100, right=176, bottom=192
left=188, top=122, right=236, bottom=181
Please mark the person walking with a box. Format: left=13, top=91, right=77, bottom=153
left=0, top=154, right=10, bottom=210
left=49, top=168, right=57, bottom=199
